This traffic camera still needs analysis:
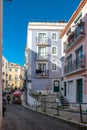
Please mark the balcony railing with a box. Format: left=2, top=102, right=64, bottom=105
left=64, top=55, right=85, bottom=75
left=64, top=22, right=85, bottom=52
left=36, top=37, right=50, bottom=46
left=36, top=54, right=49, bottom=61
left=35, top=70, right=49, bottom=77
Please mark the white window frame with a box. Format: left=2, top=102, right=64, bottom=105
left=51, top=32, right=57, bottom=41
left=37, top=32, right=47, bottom=38
left=51, top=46, right=57, bottom=55
left=52, top=62, right=57, bottom=71
left=36, top=62, right=48, bottom=70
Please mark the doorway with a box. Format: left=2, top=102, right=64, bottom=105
left=53, top=80, right=60, bottom=92
left=77, top=79, right=83, bottom=103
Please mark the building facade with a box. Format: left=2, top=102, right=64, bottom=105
left=8, top=62, right=24, bottom=90
left=61, top=0, right=87, bottom=107
left=26, top=22, right=66, bottom=94
left=2, top=56, right=8, bottom=91
left=0, top=0, right=2, bottom=126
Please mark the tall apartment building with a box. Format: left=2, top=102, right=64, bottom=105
left=2, top=56, right=8, bottom=91
left=8, top=62, right=24, bottom=90
left=25, top=22, right=66, bottom=94
left=61, top=0, right=87, bottom=107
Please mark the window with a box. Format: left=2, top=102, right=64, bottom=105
left=74, top=12, right=82, bottom=24
left=54, top=80, right=59, bottom=86
left=15, top=81, right=17, bottom=84
left=52, top=63, right=57, bottom=70
left=52, top=47, right=57, bottom=54
left=38, top=47, right=46, bottom=58
left=15, top=68, right=18, bottom=72
left=9, top=68, right=12, bottom=71
left=38, top=33, right=47, bottom=43
left=76, top=46, right=83, bottom=59
left=15, top=75, right=18, bottom=80
left=66, top=54, right=72, bottom=72
left=75, top=46, right=84, bottom=69
left=9, top=75, right=11, bottom=80
left=52, top=33, right=57, bottom=41
left=38, top=63, right=46, bottom=71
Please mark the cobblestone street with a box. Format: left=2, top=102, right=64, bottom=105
left=2, top=104, right=82, bottom=130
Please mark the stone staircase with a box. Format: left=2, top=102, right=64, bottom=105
left=59, top=95, right=70, bottom=108
left=40, top=93, right=70, bottom=109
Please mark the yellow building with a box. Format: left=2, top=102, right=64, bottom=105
left=8, top=62, right=24, bottom=90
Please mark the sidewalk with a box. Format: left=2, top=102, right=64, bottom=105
left=22, top=102, right=87, bottom=130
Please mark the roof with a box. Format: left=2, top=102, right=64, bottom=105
left=60, top=0, right=87, bottom=38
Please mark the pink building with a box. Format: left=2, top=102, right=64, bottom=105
left=61, top=0, right=87, bottom=109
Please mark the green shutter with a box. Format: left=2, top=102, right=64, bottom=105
left=74, top=12, right=82, bottom=24
left=66, top=27, right=71, bottom=35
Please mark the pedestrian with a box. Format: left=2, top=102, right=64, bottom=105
left=7, top=95, right=11, bottom=104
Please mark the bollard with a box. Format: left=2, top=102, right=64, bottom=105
left=44, top=101, right=46, bottom=112
left=36, top=100, right=38, bottom=111
left=57, top=102, right=59, bottom=116
left=79, top=103, right=83, bottom=123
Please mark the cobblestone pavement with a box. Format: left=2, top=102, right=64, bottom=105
left=2, top=104, right=82, bottom=130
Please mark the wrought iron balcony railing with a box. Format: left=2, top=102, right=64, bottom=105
left=35, top=69, right=49, bottom=77
left=64, top=22, right=85, bottom=52
left=36, top=54, right=49, bottom=61
left=64, top=55, right=85, bottom=75
left=36, top=37, right=50, bottom=46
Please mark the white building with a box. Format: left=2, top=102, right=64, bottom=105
left=25, top=22, right=67, bottom=96
left=2, top=56, right=8, bottom=91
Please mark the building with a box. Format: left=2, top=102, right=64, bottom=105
left=0, top=0, right=2, bottom=126
left=8, top=62, right=24, bottom=90
left=2, top=56, right=8, bottom=91
left=25, top=22, right=67, bottom=94
left=61, top=0, right=87, bottom=107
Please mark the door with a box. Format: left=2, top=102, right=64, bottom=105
left=77, top=79, right=83, bottom=103
left=53, top=80, right=60, bottom=92
left=64, top=82, right=66, bottom=96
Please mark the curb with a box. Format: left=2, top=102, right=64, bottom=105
left=22, top=103, right=87, bottom=130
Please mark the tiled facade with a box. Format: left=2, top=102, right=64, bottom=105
left=26, top=22, right=66, bottom=94
left=61, top=0, right=87, bottom=109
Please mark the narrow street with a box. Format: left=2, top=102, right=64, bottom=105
left=2, top=104, right=80, bottom=130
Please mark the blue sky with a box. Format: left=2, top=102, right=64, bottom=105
left=3, top=0, right=81, bottom=66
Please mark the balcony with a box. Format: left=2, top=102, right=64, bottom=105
left=64, top=55, right=85, bottom=75
left=35, top=70, right=49, bottom=77
left=36, top=54, right=49, bottom=61
left=36, top=37, right=50, bottom=46
left=64, top=22, right=85, bottom=53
